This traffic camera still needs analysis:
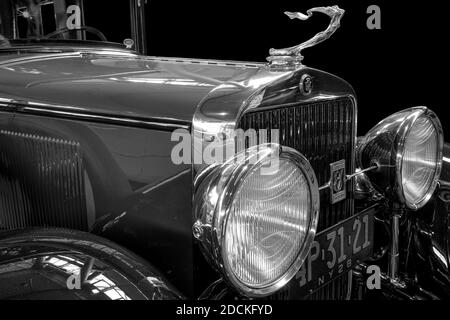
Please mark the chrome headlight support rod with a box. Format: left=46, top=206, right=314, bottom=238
left=388, top=204, right=405, bottom=284
left=318, top=165, right=380, bottom=193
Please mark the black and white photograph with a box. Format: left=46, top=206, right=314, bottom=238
left=0, top=0, right=448, bottom=311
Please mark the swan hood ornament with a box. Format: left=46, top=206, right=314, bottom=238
left=267, top=5, right=345, bottom=70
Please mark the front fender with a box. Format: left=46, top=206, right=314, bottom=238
left=0, top=228, right=182, bottom=300
left=410, top=143, right=450, bottom=297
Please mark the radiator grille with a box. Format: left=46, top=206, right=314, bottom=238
left=238, top=97, right=356, bottom=299
left=0, top=131, right=88, bottom=231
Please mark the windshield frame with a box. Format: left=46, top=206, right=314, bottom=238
left=0, top=0, right=147, bottom=54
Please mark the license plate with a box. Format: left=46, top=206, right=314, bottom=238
left=295, top=210, right=374, bottom=295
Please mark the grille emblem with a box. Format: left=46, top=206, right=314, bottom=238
left=330, top=160, right=347, bottom=204
left=299, top=74, right=313, bottom=95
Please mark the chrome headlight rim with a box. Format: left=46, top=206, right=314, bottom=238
left=395, top=107, right=444, bottom=210
left=358, top=106, right=444, bottom=210
left=195, top=144, right=320, bottom=298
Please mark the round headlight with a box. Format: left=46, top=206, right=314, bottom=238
left=400, top=116, right=441, bottom=208
left=194, top=144, right=319, bottom=297
left=358, top=107, right=444, bottom=210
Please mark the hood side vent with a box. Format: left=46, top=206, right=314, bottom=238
left=0, top=131, right=89, bottom=231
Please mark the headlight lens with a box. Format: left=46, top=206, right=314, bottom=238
left=358, top=107, right=444, bottom=210
left=194, top=144, right=319, bottom=297
left=224, top=158, right=311, bottom=288
left=401, top=116, right=440, bottom=206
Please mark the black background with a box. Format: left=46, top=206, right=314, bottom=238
left=144, top=0, right=448, bottom=138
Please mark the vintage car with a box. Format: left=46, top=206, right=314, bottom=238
left=0, top=0, right=448, bottom=300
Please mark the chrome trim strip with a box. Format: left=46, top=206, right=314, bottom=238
left=141, top=169, right=191, bottom=195
left=0, top=99, right=190, bottom=132
left=144, top=56, right=263, bottom=68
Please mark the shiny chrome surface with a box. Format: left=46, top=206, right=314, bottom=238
left=388, top=212, right=401, bottom=281
left=192, top=69, right=291, bottom=180
left=354, top=171, right=377, bottom=200
left=268, top=6, right=345, bottom=70
left=192, top=66, right=357, bottom=182
left=0, top=229, right=181, bottom=300
left=358, top=107, right=444, bottom=210
left=194, top=144, right=319, bottom=297
left=299, top=74, right=313, bottom=95
left=1, top=99, right=190, bottom=132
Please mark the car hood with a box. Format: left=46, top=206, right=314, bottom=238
left=0, top=50, right=265, bottom=124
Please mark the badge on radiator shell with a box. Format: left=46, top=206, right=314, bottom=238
left=299, top=74, right=313, bottom=95
left=330, top=160, right=347, bottom=204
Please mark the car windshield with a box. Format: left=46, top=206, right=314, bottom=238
left=0, top=0, right=134, bottom=48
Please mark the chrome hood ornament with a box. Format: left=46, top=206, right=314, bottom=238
left=267, top=5, right=345, bottom=70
